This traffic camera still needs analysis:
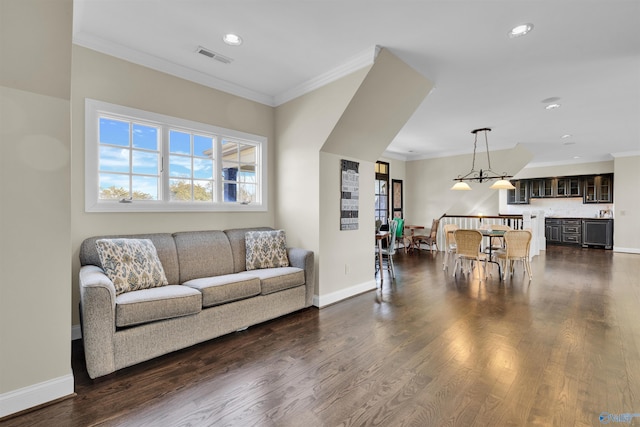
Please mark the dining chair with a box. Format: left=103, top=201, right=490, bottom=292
left=442, top=223, right=459, bottom=270
left=495, top=230, right=532, bottom=281
left=412, top=218, right=439, bottom=253
left=392, top=217, right=408, bottom=253
left=376, top=219, right=398, bottom=278
left=452, top=229, right=487, bottom=279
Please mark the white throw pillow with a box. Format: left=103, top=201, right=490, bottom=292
left=95, top=238, right=168, bottom=295
left=245, top=230, right=289, bottom=271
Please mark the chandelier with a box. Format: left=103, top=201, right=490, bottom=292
left=451, top=127, right=515, bottom=190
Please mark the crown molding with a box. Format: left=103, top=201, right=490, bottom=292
left=611, top=150, right=640, bottom=158
left=273, top=45, right=380, bottom=106
left=73, top=32, right=381, bottom=108
left=72, top=32, right=275, bottom=106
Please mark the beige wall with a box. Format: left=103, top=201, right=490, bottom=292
left=0, top=0, right=73, bottom=415
left=319, top=153, right=376, bottom=298
left=276, top=50, right=431, bottom=305
left=405, top=145, right=533, bottom=226
left=70, top=46, right=277, bottom=326
left=612, top=155, right=640, bottom=252
left=275, top=67, right=371, bottom=298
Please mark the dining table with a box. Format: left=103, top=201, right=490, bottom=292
left=480, top=229, right=506, bottom=277
left=446, top=228, right=506, bottom=277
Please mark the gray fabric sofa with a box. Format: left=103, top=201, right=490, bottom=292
left=78, top=227, right=314, bottom=379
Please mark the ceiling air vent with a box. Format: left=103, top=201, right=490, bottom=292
left=196, top=46, right=233, bottom=64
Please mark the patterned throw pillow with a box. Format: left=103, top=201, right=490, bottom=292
left=245, top=230, right=290, bottom=271
left=95, top=238, right=169, bottom=295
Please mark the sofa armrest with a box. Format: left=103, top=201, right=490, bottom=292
left=287, top=247, right=315, bottom=307
left=79, top=265, right=117, bottom=378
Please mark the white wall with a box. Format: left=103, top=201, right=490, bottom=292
left=499, top=158, right=639, bottom=253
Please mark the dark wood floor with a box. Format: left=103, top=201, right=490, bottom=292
left=2, top=245, right=639, bottom=427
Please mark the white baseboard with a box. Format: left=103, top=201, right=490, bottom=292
left=0, top=374, right=74, bottom=418
left=614, top=246, right=640, bottom=254
left=314, top=279, right=377, bottom=308
left=71, top=324, right=82, bottom=341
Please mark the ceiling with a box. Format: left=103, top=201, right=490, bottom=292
left=73, top=0, right=640, bottom=166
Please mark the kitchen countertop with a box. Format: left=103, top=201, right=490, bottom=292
left=546, top=217, right=614, bottom=220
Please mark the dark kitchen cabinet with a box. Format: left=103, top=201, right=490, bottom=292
left=561, top=219, right=582, bottom=245
left=546, top=218, right=581, bottom=246
left=507, top=180, right=530, bottom=205
left=530, top=178, right=554, bottom=198
left=556, top=176, right=582, bottom=197
left=582, top=219, right=613, bottom=249
left=545, top=219, right=561, bottom=244
left=584, top=174, right=613, bottom=203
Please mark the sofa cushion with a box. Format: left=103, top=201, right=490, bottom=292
left=182, top=274, right=261, bottom=307
left=245, top=230, right=289, bottom=271
left=173, top=231, right=234, bottom=283
left=115, top=285, right=202, bottom=328
left=95, top=238, right=169, bottom=295
left=80, top=233, right=180, bottom=285
left=224, top=227, right=274, bottom=273
left=246, top=267, right=305, bottom=295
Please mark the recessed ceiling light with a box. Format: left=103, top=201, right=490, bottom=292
left=508, top=23, right=534, bottom=38
left=561, top=134, right=572, bottom=139
left=545, top=103, right=561, bottom=110
left=223, top=33, right=243, bottom=46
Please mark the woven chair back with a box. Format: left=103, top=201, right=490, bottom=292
left=443, top=223, right=459, bottom=249
left=453, top=229, right=483, bottom=258
left=503, top=230, right=531, bottom=258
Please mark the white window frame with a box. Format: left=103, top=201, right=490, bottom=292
left=85, top=98, right=267, bottom=212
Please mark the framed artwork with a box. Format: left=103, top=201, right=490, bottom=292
left=392, top=179, right=403, bottom=219
left=340, top=160, right=359, bottom=230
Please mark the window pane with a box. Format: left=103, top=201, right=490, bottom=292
left=99, top=173, right=129, bottom=199
left=169, top=155, right=191, bottom=177
left=239, top=144, right=256, bottom=163
left=193, top=158, right=213, bottom=180
left=132, top=150, right=159, bottom=175
left=99, top=118, right=129, bottom=146
left=222, top=166, right=238, bottom=181
left=238, top=183, right=256, bottom=204
left=132, top=124, right=158, bottom=150
left=169, top=179, right=191, bottom=201
left=224, top=182, right=237, bottom=202
left=194, top=135, right=213, bottom=158
left=221, top=139, right=238, bottom=157
left=193, top=180, right=213, bottom=202
left=170, top=131, right=190, bottom=154
left=239, top=168, right=255, bottom=183
left=99, top=146, right=129, bottom=173
left=132, top=176, right=158, bottom=200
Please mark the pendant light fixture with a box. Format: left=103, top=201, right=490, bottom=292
left=451, top=128, right=515, bottom=191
